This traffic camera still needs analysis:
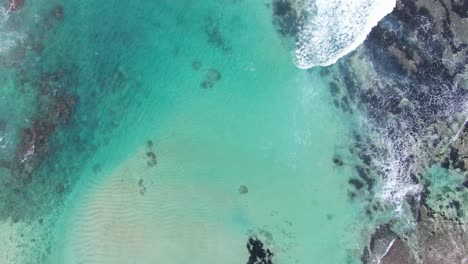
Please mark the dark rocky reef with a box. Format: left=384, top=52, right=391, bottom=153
left=146, top=151, right=157, bottom=167
left=332, top=155, right=344, bottom=166
left=14, top=120, right=55, bottom=183
left=450, top=0, right=468, bottom=18
left=0, top=3, right=80, bottom=223
left=145, top=139, right=157, bottom=167
left=441, top=120, right=468, bottom=172
left=0, top=67, right=79, bottom=222
left=12, top=69, right=78, bottom=182
left=271, top=0, right=305, bottom=37
left=201, top=68, right=222, bottom=88
left=204, top=16, right=231, bottom=53
left=192, top=60, right=202, bottom=71
left=246, top=236, right=274, bottom=264
left=138, top=179, right=146, bottom=195
left=239, top=184, right=248, bottom=194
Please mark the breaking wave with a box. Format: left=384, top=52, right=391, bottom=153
left=294, top=0, right=396, bottom=69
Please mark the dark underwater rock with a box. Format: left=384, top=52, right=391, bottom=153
left=8, top=120, right=49, bottom=186
left=349, top=178, right=364, bottom=190
left=192, top=60, right=202, bottom=71
left=51, top=93, right=78, bottom=123
left=332, top=156, right=343, bottom=166
left=271, top=0, right=304, bottom=37
left=246, top=237, right=273, bottom=264
left=355, top=166, right=374, bottom=191
left=147, top=139, right=153, bottom=148
left=146, top=151, right=157, bottom=167
left=138, top=179, right=146, bottom=195
left=329, top=82, right=340, bottom=97
left=463, top=179, right=468, bottom=189
left=239, top=185, right=248, bottom=194
left=443, top=120, right=468, bottom=172
left=204, top=17, right=231, bottom=52
left=201, top=68, right=221, bottom=88
left=450, top=0, right=468, bottom=18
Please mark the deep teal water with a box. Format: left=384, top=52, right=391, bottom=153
left=1, top=0, right=457, bottom=263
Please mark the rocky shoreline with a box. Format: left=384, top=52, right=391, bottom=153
left=272, top=0, right=467, bottom=262
left=363, top=205, right=467, bottom=264
left=341, top=0, right=468, bottom=263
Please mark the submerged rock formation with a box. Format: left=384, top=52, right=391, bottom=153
left=271, top=0, right=305, bottom=37
left=201, top=68, right=222, bottom=88
left=246, top=237, right=274, bottom=264
left=13, top=69, right=78, bottom=183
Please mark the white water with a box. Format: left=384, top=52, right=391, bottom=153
left=294, top=0, right=396, bottom=69
left=0, top=7, right=25, bottom=54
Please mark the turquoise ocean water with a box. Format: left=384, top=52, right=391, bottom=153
left=1, top=0, right=462, bottom=263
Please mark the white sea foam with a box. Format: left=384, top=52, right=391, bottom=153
left=0, top=6, right=25, bottom=54
left=294, top=0, right=396, bottom=69
left=372, top=132, right=422, bottom=213
left=371, top=82, right=467, bottom=212
left=0, top=135, right=9, bottom=149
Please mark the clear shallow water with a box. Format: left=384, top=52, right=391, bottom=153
left=0, top=0, right=434, bottom=263
left=47, top=1, right=365, bottom=262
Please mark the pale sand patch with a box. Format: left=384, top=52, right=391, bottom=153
left=0, top=220, right=23, bottom=264
left=53, top=149, right=248, bottom=264
left=0, top=219, right=49, bottom=264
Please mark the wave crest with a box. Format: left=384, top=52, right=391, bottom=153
left=294, top=0, right=396, bottom=69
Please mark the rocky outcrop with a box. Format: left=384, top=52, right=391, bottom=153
left=320, top=0, right=468, bottom=262
left=380, top=239, right=414, bottom=264
left=322, top=0, right=468, bottom=202
left=246, top=237, right=274, bottom=264
left=441, top=120, right=468, bottom=172
left=416, top=207, right=468, bottom=264
left=364, top=207, right=467, bottom=264
left=361, top=224, right=402, bottom=264
left=271, top=0, right=305, bottom=37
